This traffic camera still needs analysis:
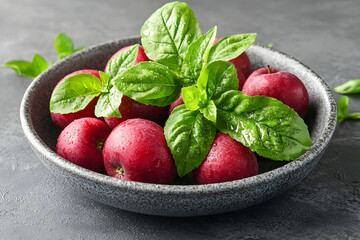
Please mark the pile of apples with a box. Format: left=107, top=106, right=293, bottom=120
left=53, top=40, right=309, bottom=185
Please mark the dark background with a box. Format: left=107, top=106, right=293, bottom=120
left=1, top=0, right=359, bottom=239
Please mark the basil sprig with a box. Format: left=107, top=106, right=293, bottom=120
left=50, top=44, right=140, bottom=118
left=116, top=2, right=310, bottom=176
left=3, top=33, right=84, bottom=78
left=3, top=54, right=49, bottom=78
left=135, top=2, right=311, bottom=176
left=48, top=1, right=312, bottom=177
left=166, top=57, right=311, bottom=175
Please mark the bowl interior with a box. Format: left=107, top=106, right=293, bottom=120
left=28, top=38, right=334, bottom=180
left=24, top=37, right=336, bottom=183
left=20, top=37, right=337, bottom=216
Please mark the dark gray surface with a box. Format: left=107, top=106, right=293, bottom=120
left=1, top=0, right=359, bottom=239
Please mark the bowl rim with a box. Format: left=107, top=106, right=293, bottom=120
left=20, top=37, right=337, bottom=195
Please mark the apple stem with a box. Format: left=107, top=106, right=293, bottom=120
left=116, top=166, right=125, bottom=177
left=267, top=65, right=272, bottom=74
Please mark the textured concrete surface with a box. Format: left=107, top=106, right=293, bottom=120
left=1, top=0, right=359, bottom=239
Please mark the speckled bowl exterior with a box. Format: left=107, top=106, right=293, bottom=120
left=20, top=37, right=337, bottom=217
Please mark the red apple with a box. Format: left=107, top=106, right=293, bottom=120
left=56, top=117, right=111, bottom=174
left=103, top=118, right=177, bottom=184
left=193, top=132, right=258, bottom=184
left=214, top=37, right=251, bottom=88
left=242, top=66, right=309, bottom=118
left=51, top=69, right=101, bottom=129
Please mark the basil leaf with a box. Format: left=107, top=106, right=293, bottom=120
left=95, top=86, right=123, bottom=118
left=113, top=61, right=180, bottom=106
left=55, top=33, right=75, bottom=60
left=32, top=54, right=49, bottom=76
left=141, top=1, right=201, bottom=74
left=182, top=86, right=207, bottom=111
left=197, top=61, right=238, bottom=100
left=337, top=96, right=349, bottom=123
left=267, top=43, right=273, bottom=48
left=215, top=90, right=312, bottom=161
left=200, top=100, right=217, bottom=123
left=181, top=27, right=217, bottom=80
left=3, top=60, right=35, bottom=78
left=50, top=74, right=102, bottom=114
left=334, top=80, right=360, bottom=94
left=99, top=71, right=110, bottom=92
left=337, top=96, right=360, bottom=123
left=141, top=85, right=182, bottom=107
left=107, top=44, right=139, bottom=79
left=208, top=33, right=257, bottom=62
left=3, top=54, right=49, bottom=78
left=55, top=33, right=84, bottom=60
left=164, top=105, right=216, bottom=177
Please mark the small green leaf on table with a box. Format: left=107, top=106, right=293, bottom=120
left=334, top=79, right=360, bottom=95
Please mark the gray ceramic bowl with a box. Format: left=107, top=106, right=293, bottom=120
left=20, top=37, right=337, bottom=217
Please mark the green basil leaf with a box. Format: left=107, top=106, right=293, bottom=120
left=177, top=77, right=196, bottom=87
left=141, top=1, right=201, bottom=74
left=197, top=61, right=238, bottom=100
left=32, top=54, right=49, bottom=76
left=337, top=96, right=360, bottom=123
left=3, top=53, right=49, bottom=78
left=200, top=100, right=217, bottom=123
left=267, top=43, right=273, bottom=48
left=3, top=60, right=36, bottom=78
left=55, top=33, right=75, bottom=60
left=50, top=74, right=102, bottom=114
left=182, top=86, right=207, bottom=111
left=113, top=61, right=180, bottom=106
left=95, top=86, right=123, bottom=118
left=334, top=80, right=360, bottom=94
left=107, top=44, right=139, bottom=79
left=337, top=96, right=349, bottom=123
left=215, top=90, right=312, bottom=161
left=208, top=33, right=257, bottom=62
left=181, top=26, right=217, bottom=80
left=164, top=105, right=216, bottom=177
left=99, top=71, right=110, bottom=92
left=142, top=85, right=182, bottom=107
